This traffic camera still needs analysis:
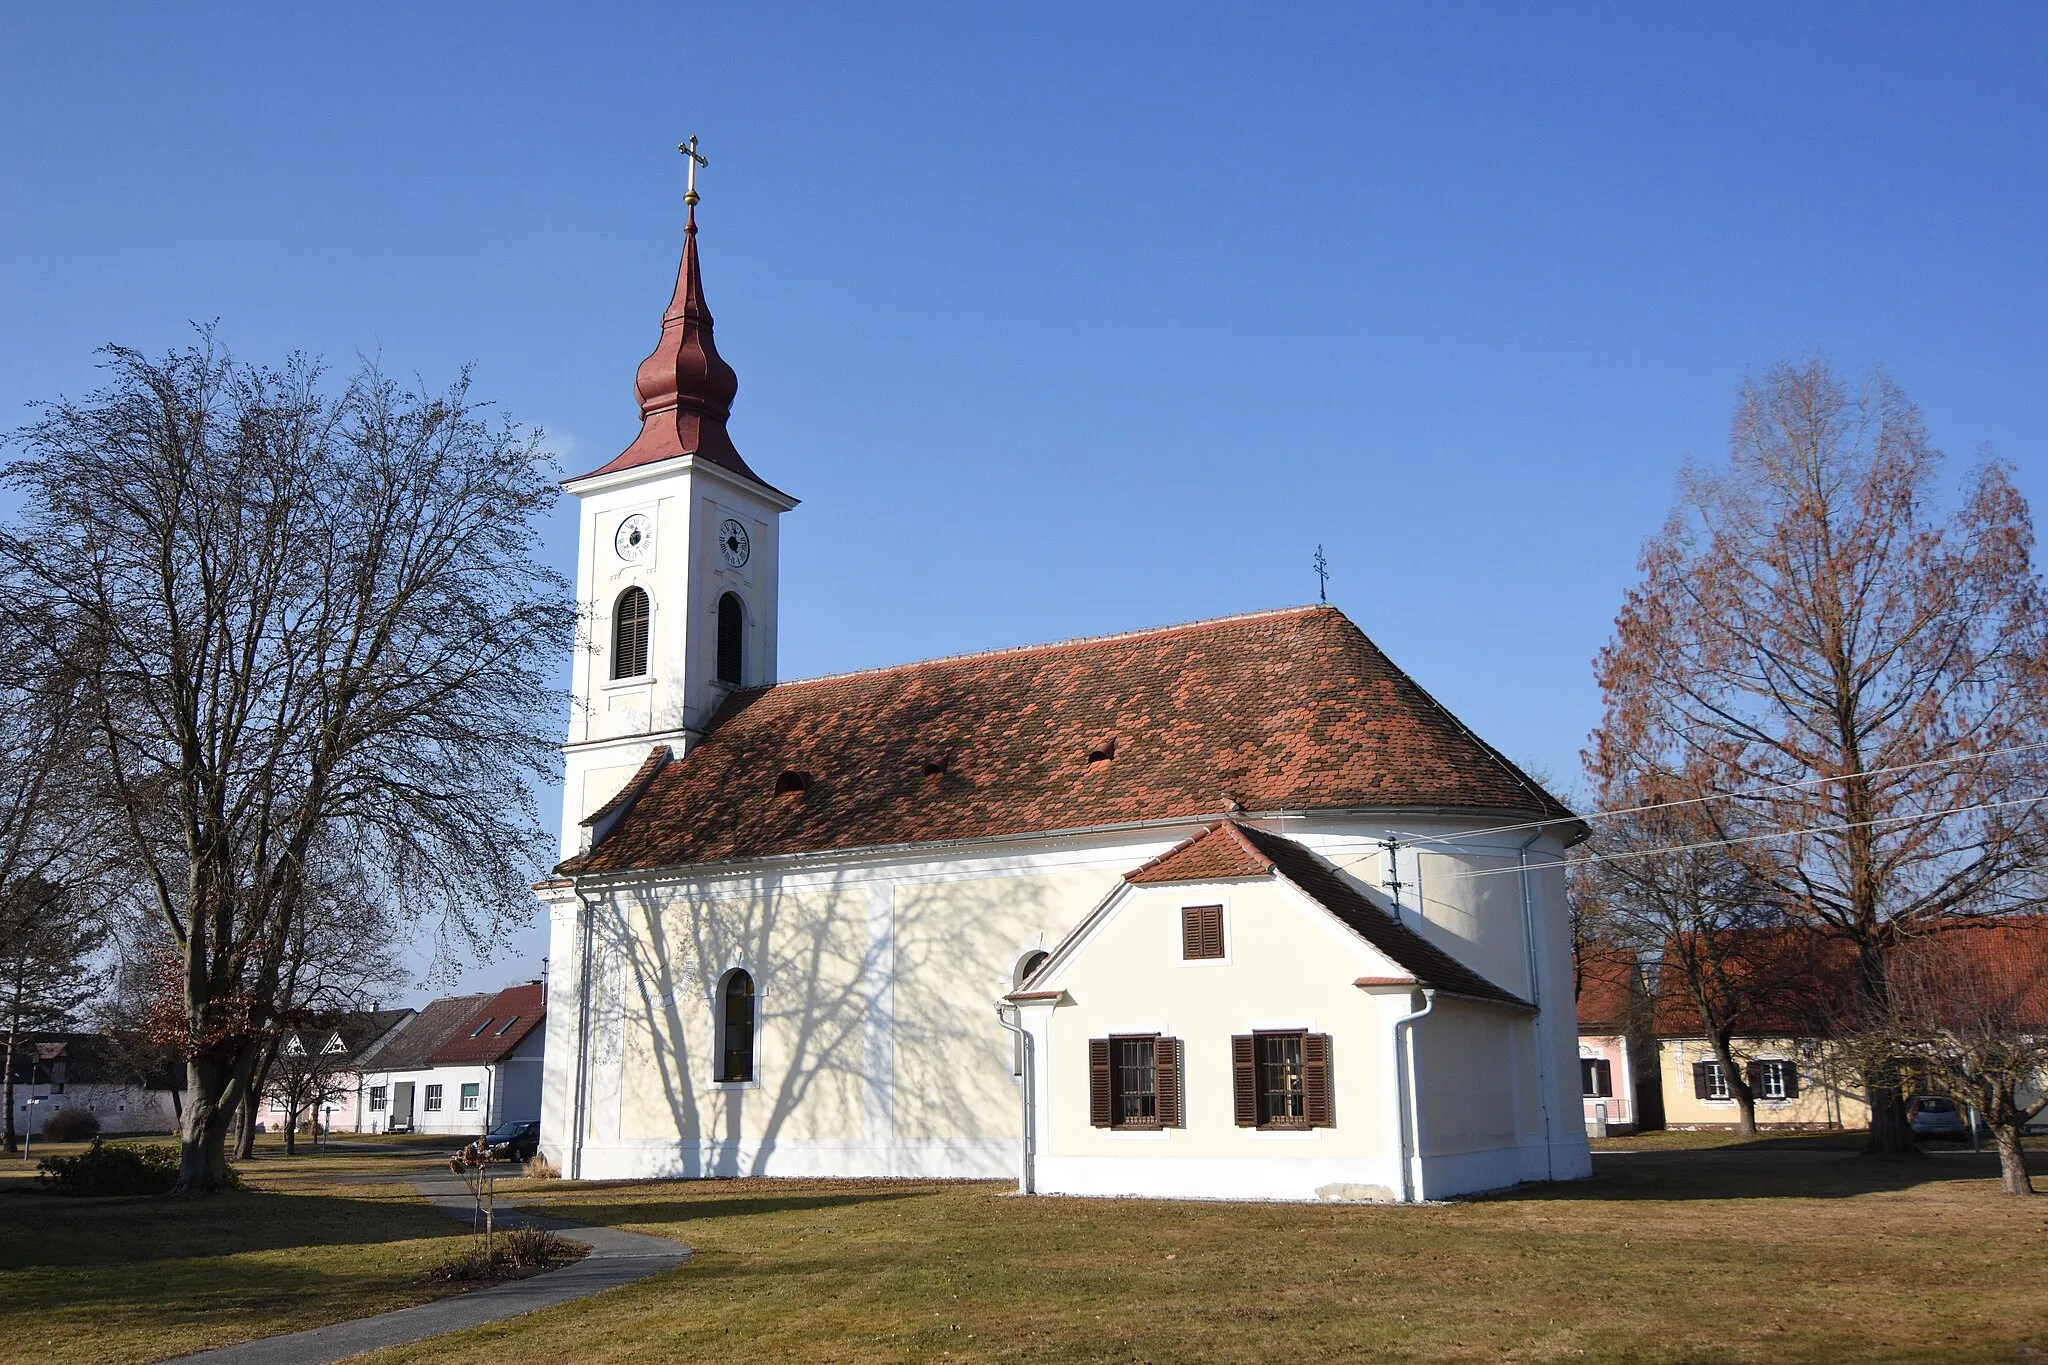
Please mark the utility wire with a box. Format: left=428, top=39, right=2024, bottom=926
left=1384, top=737, right=2048, bottom=853
left=1342, top=789, right=2048, bottom=887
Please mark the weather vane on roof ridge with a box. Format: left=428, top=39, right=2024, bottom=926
left=679, top=135, right=708, bottom=207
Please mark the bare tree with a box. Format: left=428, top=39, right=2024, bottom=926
left=0, top=880, right=99, bottom=1151
left=0, top=333, right=572, bottom=1192
left=1858, top=924, right=2048, bottom=1194
left=1591, top=358, right=2048, bottom=1154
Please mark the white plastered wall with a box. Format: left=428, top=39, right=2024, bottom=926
left=538, top=817, right=1593, bottom=1193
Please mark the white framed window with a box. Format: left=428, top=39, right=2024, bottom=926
left=369, top=1086, right=387, bottom=1112
left=1756, top=1059, right=1795, bottom=1101
left=1697, top=1060, right=1730, bottom=1101
left=424, top=1084, right=444, bottom=1112
left=460, top=1082, right=480, bottom=1112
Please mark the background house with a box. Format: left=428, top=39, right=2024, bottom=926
left=353, top=984, right=545, bottom=1135
left=9, top=1034, right=183, bottom=1136
left=1653, top=919, right=2048, bottom=1132
left=1574, top=944, right=1659, bottom=1136
left=251, top=1008, right=413, bottom=1135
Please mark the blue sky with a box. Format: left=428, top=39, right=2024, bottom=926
left=4, top=6, right=2044, bottom=1002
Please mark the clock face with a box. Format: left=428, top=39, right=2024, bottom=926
left=614, top=514, right=652, bottom=563
left=718, top=518, right=751, bottom=568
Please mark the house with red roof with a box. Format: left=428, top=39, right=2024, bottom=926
left=1574, top=945, right=1653, bottom=1135
left=351, top=984, right=546, bottom=1136
left=533, top=194, right=1594, bottom=1201
left=1650, top=921, right=2048, bottom=1131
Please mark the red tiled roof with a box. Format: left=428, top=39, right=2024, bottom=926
left=1126, top=820, right=1276, bottom=884
left=427, top=984, right=548, bottom=1066
left=562, top=606, right=1575, bottom=876
left=1652, top=917, right=2048, bottom=1038
left=1574, top=944, right=1641, bottom=1032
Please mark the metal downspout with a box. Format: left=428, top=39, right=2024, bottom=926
left=569, top=881, right=599, bottom=1181
left=1393, top=988, right=1437, bottom=1203
left=1518, top=830, right=1555, bottom=1181
left=993, top=1003, right=1035, bottom=1194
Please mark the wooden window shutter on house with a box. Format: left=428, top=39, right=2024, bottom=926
left=1781, top=1061, right=1800, bottom=1099
left=1303, top=1033, right=1334, bottom=1127
left=1746, top=1060, right=1765, bottom=1096
left=1089, top=1039, right=1112, bottom=1127
left=1181, top=905, right=1223, bottom=960
left=1154, top=1036, right=1182, bottom=1128
left=1691, top=1061, right=1710, bottom=1099
left=1231, top=1035, right=1257, bottom=1126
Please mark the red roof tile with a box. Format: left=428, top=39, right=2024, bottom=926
left=1126, top=821, right=1276, bottom=884
left=1574, top=944, right=1643, bottom=1032
left=1651, top=917, right=2048, bottom=1038
left=427, top=984, right=547, bottom=1066
left=562, top=606, right=1575, bottom=876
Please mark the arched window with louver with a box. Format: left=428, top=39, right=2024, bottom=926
left=716, top=592, right=744, bottom=685
left=612, top=587, right=651, bottom=680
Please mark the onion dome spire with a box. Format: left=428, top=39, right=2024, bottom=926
left=589, top=137, right=772, bottom=486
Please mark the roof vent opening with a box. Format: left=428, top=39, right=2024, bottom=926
left=1085, top=736, right=1117, bottom=764
left=921, top=756, right=949, bottom=777
left=774, top=769, right=812, bottom=796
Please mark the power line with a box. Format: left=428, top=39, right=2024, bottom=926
left=1384, top=738, right=2048, bottom=853
left=1344, top=788, right=2048, bottom=887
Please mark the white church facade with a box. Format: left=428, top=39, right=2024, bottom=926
left=535, top=189, right=1592, bottom=1202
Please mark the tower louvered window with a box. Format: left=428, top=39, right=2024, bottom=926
left=717, top=592, right=744, bottom=685
left=613, top=587, right=651, bottom=680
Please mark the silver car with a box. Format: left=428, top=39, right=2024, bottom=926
left=1906, top=1095, right=1971, bottom=1141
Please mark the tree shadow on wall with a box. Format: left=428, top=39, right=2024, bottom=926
left=583, top=864, right=1061, bottom=1178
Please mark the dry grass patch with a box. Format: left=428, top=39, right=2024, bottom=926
left=0, top=1135, right=475, bottom=1365
left=362, top=1143, right=2048, bottom=1364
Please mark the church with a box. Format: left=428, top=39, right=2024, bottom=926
left=534, top=174, right=1593, bottom=1202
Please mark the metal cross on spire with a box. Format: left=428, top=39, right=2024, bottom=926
left=679, top=135, right=708, bottom=207
left=1313, top=545, right=1329, bottom=604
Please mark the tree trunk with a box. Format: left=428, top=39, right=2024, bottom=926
left=1992, top=1123, right=2034, bottom=1195
left=283, top=1098, right=298, bottom=1156
left=1709, top=1035, right=1758, bottom=1138
left=173, top=1050, right=248, bottom=1194
left=1, top=1005, right=18, bottom=1154
left=1862, top=1077, right=1920, bottom=1157
left=236, top=1041, right=276, bottom=1161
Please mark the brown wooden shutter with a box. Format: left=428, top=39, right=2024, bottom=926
left=1231, top=1034, right=1257, bottom=1126
left=1155, top=1036, right=1182, bottom=1128
left=1746, top=1060, right=1764, bottom=1096
left=1203, top=906, right=1223, bottom=958
left=1598, top=1060, right=1613, bottom=1097
left=1182, top=906, right=1223, bottom=959
left=1691, top=1060, right=1709, bottom=1099
left=1780, top=1061, right=1800, bottom=1099
left=1304, top=1033, right=1334, bottom=1127
left=1089, top=1038, right=1112, bottom=1128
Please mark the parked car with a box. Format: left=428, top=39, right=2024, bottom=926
left=482, top=1119, right=541, bottom=1161
left=1906, top=1095, right=1971, bottom=1142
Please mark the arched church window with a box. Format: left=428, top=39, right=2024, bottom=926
left=1011, top=950, right=1049, bottom=1076
left=717, top=969, right=755, bottom=1083
left=612, top=587, right=651, bottom=680
left=716, top=592, right=744, bottom=685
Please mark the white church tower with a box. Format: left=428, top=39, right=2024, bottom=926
left=558, top=155, right=798, bottom=858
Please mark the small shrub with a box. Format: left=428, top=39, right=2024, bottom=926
left=524, top=1153, right=561, bottom=1179
left=37, top=1138, right=181, bottom=1196
left=39, top=1108, right=100, bottom=1142
left=419, top=1226, right=584, bottom=1283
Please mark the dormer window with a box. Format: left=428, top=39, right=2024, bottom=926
left=1086, top=736, right=1117, bottom=763
left=774, top=769, right=811, bottom=796
left=717, top=592, right=744, bottom=685
left=613, top=587, right=651, bottom=680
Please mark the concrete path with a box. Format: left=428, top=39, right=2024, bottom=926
left=159, top=1169, right=690, bottom=1365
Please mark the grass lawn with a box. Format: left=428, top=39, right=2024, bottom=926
left=0, top=1134, right=478, bottom=1365
left=356, top=1138, right=2048, bottom=1365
